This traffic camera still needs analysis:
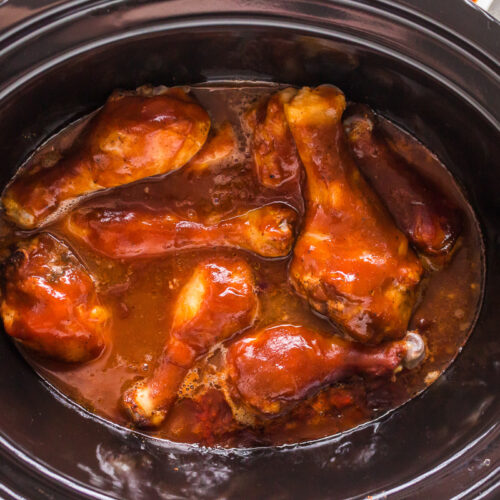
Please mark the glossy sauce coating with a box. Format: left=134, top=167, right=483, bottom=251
left=3, top=86, right=210, bottom=228
left=226, top=325, right=409, bottom=416
left=65, top=203, right=297, bottom=259
left=1, top=234, right=110, bottom=362
left=344, top=103, right=462, bottom=259
left=245, top=89, right=303, bottom=195
left=1, top=83, right=483, bottom=447
left=285, top=86, right=423, bottom=343
left=123, top=256, right=258, bottom=427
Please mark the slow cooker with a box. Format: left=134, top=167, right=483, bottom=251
left=0, top=0, right=498, bottom=498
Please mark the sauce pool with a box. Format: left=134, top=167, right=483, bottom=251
left=4, top=83, right=484, bottom=447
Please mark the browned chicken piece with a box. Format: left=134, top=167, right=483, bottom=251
left=65, top=203, right=297, bottom=259
left=0, top=234, right=110, bottom=362
left=283, top=86, right=423, bottom=344
left=187, top=122, right=237, bottom=172
left=246, top=88, right=303, bottom=190
left=122, top=257, right=258, bottom=427
left=2, top=87, right=210, bottom=229
left=225, top=325, right=425, bottom=418
left=343, top=104, right=462, bottom=258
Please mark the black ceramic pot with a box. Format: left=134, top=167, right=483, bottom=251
left=0, top=1, right=499, bottom=498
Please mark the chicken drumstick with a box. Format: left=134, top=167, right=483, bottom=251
left=3, top=86, right=210, bottom=228
left=122, top=257, right=258, bottom=427
left=343, top=104, right=462, bottom=258
left=284, top=86, right=423, bottom=344
left=65, top=203, right=297, bottom=259
left=225, top=324, right=425, bottom=418
left=246, top=88, right=303, bottom=190
left=0, top=234, right=110, bottom=362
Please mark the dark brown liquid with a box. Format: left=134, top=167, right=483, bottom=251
left=4, top=83, right=483, bottom=447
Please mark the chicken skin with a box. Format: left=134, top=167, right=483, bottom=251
left=122, top=257, right=258, bottom=427
left=343, top=104, right=462, bottom=257
left=225, top=325, right=425, bottom=418
left=3, top=86, right=210, bottom=228
left=246, top=89, right=303, bottom=190
left=0, top=234, right=110, bottom=362
left=284, top=86, right=423, bottom=343
left=65, top=203, right=297, bottom=259
left=188, top=122, right=237, bottom=172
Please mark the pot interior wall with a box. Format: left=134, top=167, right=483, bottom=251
left=0, top=24, right=498, bottom=500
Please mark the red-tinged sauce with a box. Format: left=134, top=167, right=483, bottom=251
left=2, top=83, right=483, bottom=447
